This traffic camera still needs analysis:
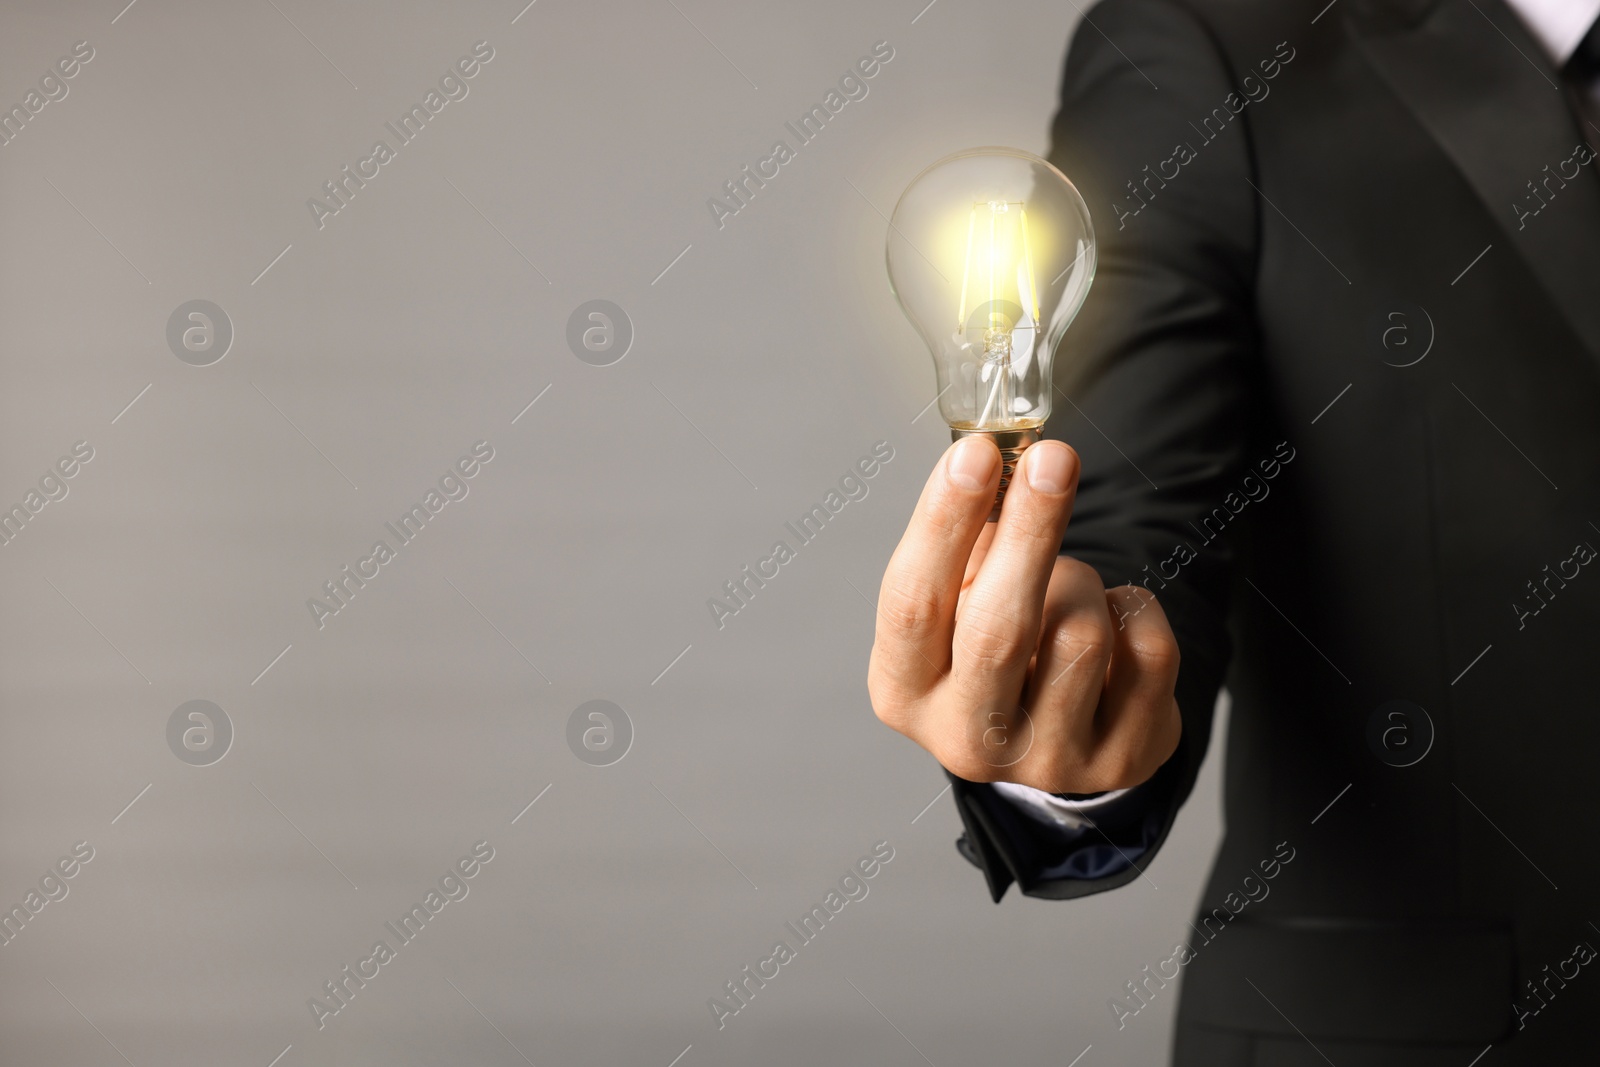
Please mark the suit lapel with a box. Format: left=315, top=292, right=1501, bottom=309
left=1350, top=0, right=1600, bottom=360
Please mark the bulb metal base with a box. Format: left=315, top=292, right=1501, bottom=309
left=951, top=425, right=1041, bottom=521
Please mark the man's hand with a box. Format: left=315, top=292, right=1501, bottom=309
left=868, top=436, right=1182, bottom=793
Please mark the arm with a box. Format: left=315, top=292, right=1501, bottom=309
left=871, top=0, right=1257, bottom=901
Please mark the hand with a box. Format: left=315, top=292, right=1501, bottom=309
left=867, top=436, right=1182, bottom=793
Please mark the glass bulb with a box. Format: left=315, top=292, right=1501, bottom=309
left=886, top=147, right=1096, bottom=516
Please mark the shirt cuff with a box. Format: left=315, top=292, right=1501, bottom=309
left=990, top=782, right=1133, bottom=830
left=979, top=777, right=1165, bottom=882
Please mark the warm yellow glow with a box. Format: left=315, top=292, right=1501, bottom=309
left=1019, top=207, right=1040, bottom=325
left=955, top=200, right=1040, bottom=342
left=956, top=206, right=976, bottom=327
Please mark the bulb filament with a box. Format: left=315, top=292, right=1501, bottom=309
left=957, top=199, right=1040, bottom=428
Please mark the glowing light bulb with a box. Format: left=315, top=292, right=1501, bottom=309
left=886, top=147, right=1096, bottom=517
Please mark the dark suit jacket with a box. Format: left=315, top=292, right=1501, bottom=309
left=945, top=0, right=1600, bottom=1061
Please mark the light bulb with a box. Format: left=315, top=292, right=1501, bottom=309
left=886, top=147, right=1096, bottom=518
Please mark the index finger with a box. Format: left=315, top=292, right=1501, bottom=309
left=869, top=437, right=1000, bottom=695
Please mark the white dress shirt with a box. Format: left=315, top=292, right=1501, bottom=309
left=1503, top=0, right=1600, bottom=67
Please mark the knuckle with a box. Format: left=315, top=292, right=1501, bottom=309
left=954, top=600, right=1030, bottom=673
left=1106, top=584, right=1163, bottom=626
left=1128, top=628, right=1182, bottom=677
left=921, top=490, right=970, bottom=539
left=1006, top=495, right=1061, bottom=544
left=1085, top=700, right=1181, bottom=790
left=872, top=703, right=912, bottom=736
left=865, top=654, right=930, bottom=734
left=865, top=668, right=906, bottom=730
left=1050, top=618, right=1112, bottom=670
left=1056, top=555, right=1105, bottom=590
left=876, top=576, right=947, bottom=638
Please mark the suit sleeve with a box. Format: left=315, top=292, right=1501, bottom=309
left=948, top=0, right=1259, bottom=901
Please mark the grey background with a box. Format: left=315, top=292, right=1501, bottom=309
left=0, top=1, right=1228, bottom=1064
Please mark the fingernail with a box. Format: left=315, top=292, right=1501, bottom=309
left=946, top=437, right=998, bottom=491
left=1026, top=443, right=1074, bottom=494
